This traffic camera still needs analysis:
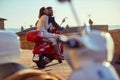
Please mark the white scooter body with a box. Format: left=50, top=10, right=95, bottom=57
left=69, top=62, right=119, bottom=80
left=61, top=25, right=120, bottom=80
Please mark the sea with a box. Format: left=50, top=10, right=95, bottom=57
left=4, top=25, right=120, bottom=33
left=5, top=28, right=21, bottom=33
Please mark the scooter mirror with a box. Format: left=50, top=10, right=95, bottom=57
left=60, top=17, right=67, bottom=26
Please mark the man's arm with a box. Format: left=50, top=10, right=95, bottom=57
left=50, top=17, right=64, bottom=31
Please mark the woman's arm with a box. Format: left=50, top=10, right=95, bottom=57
left=42, top=15, right=50, bottom=30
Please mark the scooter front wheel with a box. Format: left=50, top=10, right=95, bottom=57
left=58, top=60, right=62, bottom=63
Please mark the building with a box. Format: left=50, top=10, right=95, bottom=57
left=16, top=25, right=108, bottom=49
left=16, top=26, right=36, bottom=49
left=0, top=18, right=7, bottom=30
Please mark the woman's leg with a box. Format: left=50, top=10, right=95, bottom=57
left=43, top=32, right=63, bottom=59
left=43, top=32, right=58, bottom=45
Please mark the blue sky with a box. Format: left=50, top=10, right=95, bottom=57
left=0, top=0, right=120, bottom=29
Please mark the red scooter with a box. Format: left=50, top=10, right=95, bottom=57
left=26, top=27, right=64, bottom=68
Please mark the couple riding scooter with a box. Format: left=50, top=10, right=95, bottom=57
left=26, top=7, right=65, bottom=68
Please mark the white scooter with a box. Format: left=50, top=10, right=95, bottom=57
left=58, top=0, right=119, bottom=79
left=60, top=24, right=120, bottom=80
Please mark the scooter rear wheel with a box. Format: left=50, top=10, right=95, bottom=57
left=36, top=62, right=46, bottom=68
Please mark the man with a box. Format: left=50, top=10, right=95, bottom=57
left=47, top=7, right=64, bottom=32
left=46, top=7, right=65, bottom=60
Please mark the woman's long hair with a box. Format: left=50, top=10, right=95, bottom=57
left=35, top=7, right=45, bottom=26
left=38, top=7, right=45, bottom=18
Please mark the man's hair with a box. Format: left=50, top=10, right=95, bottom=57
left=47, top=7, right=52, bottom=10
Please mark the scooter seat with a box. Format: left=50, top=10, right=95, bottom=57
left=26, top=30, right=43, bottom=42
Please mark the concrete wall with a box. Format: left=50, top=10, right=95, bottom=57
left=109, top=29, right=120, bottom=55
left=90, top=25, right=108, bottom=31
left=19, top=35, right=34, bottom=49
left=0, top=20, right=4, bottom=30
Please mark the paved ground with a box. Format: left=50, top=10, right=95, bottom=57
left=18, top=49, right=120, bottom=79
left=18, top=49, right=72, bottom=79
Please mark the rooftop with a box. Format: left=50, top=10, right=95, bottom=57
left=0, top=18, right=7, bottom=21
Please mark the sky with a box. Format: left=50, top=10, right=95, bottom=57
left=0, top=0, right=120, bottom=29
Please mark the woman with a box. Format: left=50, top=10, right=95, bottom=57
left=36, top=7, right=62, bottom=59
